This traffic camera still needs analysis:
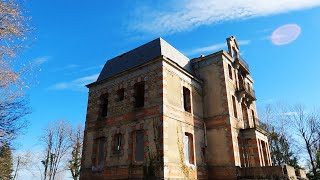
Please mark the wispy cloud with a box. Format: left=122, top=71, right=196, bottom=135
left=65, top=64, right=103, bottom=75
left=51, top=64, right=103, bottom=75
left=48, top=74, right=99, bottom=91
left=32, top=56, right=51, bottom=66
left=50, top=64, right=80, bottom=72
left=131, top=0, right=320, bottom=34
left=185, top=40, right=250, bottom=56
left=282, top=111, right=298, bottom=116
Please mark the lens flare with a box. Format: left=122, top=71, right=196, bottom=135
left=271, top=24, right=301, bottom=45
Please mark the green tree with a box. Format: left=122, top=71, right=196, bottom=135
left=68, top=125, right=83, bottom=180
left=268, top=128, right=300, bottom=168
left=0, top=144, right=13, bottom=180
left=307, top=150, right=320, bottom=180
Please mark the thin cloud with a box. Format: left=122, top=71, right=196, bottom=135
left=50, top=64, right=79, bottom=72
left=32, top=56, right=51, bottom=66
left=185, top=40, right=250, bottom=56
left=48, top=74, right=99, bottom=91
left=282, top=111, right=298, bottom=116
left=131, top=0, right=320, bottom=34
left=66, top=64, right=103, bottom=75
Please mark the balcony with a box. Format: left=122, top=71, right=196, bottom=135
left=236, top=82, right=256, bottom=105
left=233, top=55, right=250, bottom=74
left=240, top=119, right=269, bottom=136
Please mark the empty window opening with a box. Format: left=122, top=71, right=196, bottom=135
left=247, top=83, right=251, bottom=91
left=117, top=88, right=125, bottom=101
left=232, top=96, right=238, bottom=118
left=184, top=133, right=194, bottom=164
left=135, top=130, right=144, bottom=162
left=238, top=72, right=243, bottom=88
left=242, top=102, right=249, bottom=128
left=114, top=133, right=122, bottom=151
left=201, top=147, right=206, bottom=162
left=100, top=94, right=108, bottom=117
left=228, top=64, right=233, bottom=80
left=251, top=110, right=256, bottom=126
left=134, top=82, right=145, bottom=108
left=183, top=87, right=191, bottom=112
left=262, top=141, right=269, bottom=166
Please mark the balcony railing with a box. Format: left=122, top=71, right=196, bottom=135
left=237, top=82, right=256, bottom=100
left=240, top=118, right=269, bottom=136
left=236, top=55, right=249, bottom=70
left=233, top=55, right=250, bottom=74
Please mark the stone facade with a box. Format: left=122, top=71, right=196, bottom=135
left=80, top=37, right=306, bottom=180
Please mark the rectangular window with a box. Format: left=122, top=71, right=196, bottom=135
left=114, top=133, right=122, bottom=151
left=184, top=133, right=194, bottom=164
left=135, top=130, right=144, bottom=162
left=117, top=88, right=125, bottom=101
left=183, top=87, right=191, bottom=112
left=95, top=138, right=105, bottom=166
left=134, top=82, right=145, bottom=108
left=100, top=94, right=108, bottom=117
left=251, top=110, right=255, bottom=126
left=232, top=96, right=238, bottom=118
left=228, top=64, right=233, bottom=80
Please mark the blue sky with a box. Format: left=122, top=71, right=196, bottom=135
left=14, top=0, right=320, bottom=170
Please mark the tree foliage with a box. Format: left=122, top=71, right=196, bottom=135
left=0, top=0, right=31, bottom=146
left=269, top=128, right=300, bottom=168
left=261, top=103, right=320, bottom=179
left=68, top=125, right=83, bottom=180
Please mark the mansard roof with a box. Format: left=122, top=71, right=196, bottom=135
left=96, top=38, right=192, bottom=83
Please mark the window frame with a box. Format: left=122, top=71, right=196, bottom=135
left=113, top=133, right=122, bottom=152
left=184, top=132, right=195, bottom=165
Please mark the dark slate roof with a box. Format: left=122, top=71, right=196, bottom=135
left=96, top=38, right=192, bottom=82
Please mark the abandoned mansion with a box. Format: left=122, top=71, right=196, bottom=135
left=80, top=37, right=307, bottom=179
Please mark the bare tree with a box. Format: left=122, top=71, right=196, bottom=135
left=68, top=125, right=83, bottom=180
left=40, top=120, right=72, bottom=180
left=0, top=0, right=32, bottom=146
left=259, top=104, right=300, bottom=168
left=12, top=150, right=33, bottom=180
left=286, top=104, right=320, bottom=179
